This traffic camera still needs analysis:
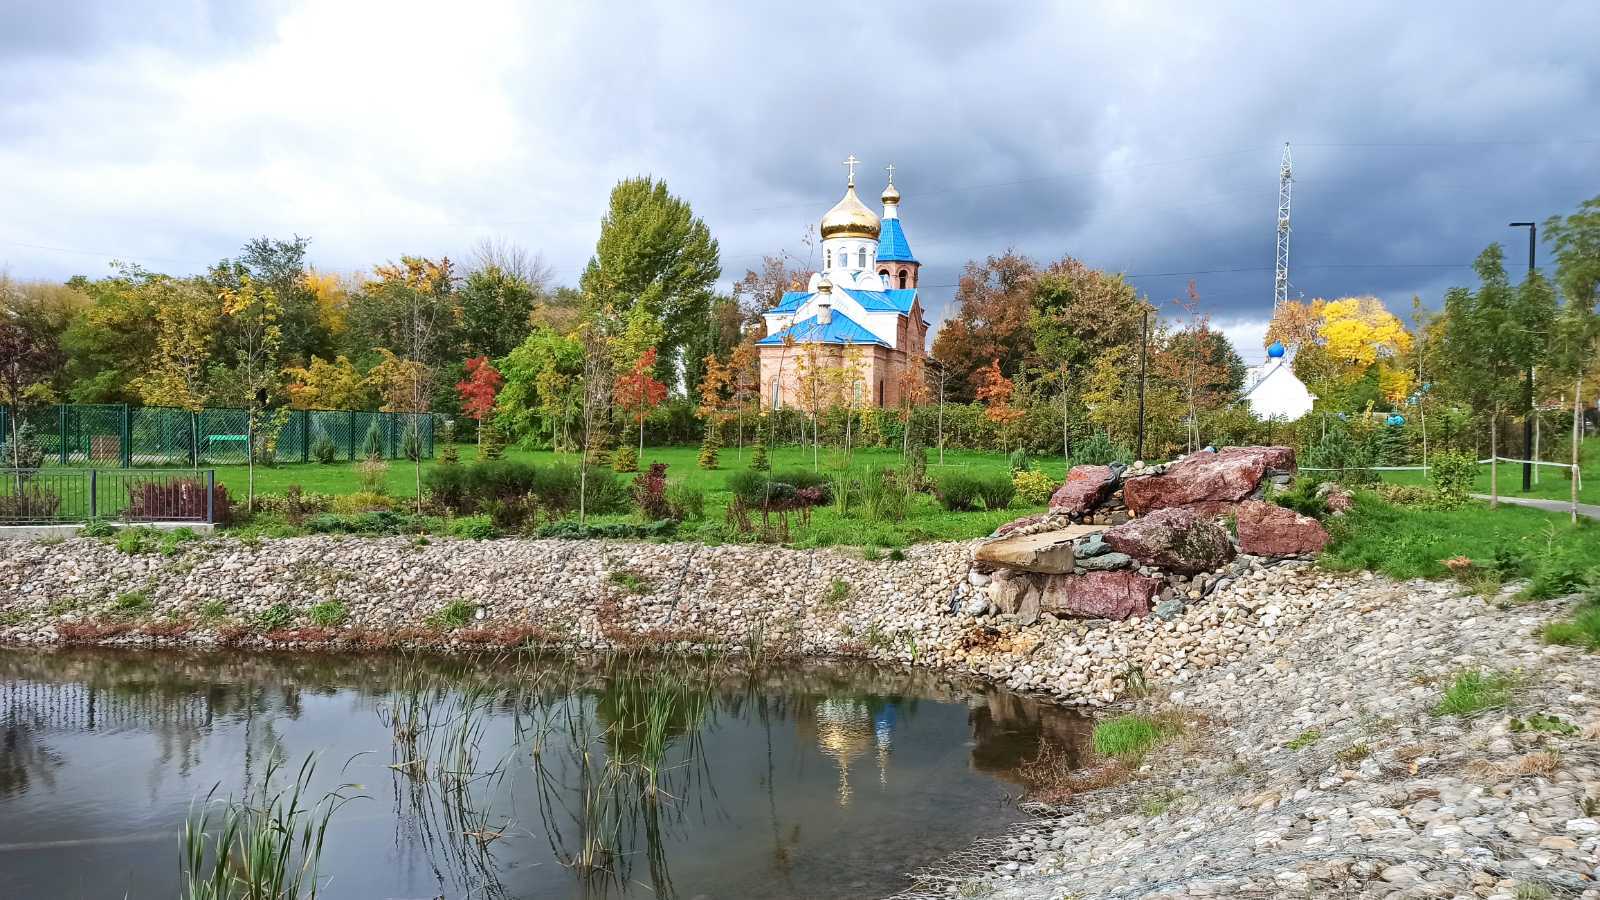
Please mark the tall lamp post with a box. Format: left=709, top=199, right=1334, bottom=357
left=1509, top=221, right=1537, bottom=492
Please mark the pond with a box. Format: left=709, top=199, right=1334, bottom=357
left=0, top=648, right=1090, bottom=899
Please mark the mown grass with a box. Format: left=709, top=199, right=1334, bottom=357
left=1378, top=436, right=1600, bottom=506
left=1433, top=670, right=1514, bottom=717
left=222, top=444, right=1063, bottom=547
left=1322, top=492, right=1600, bottom=599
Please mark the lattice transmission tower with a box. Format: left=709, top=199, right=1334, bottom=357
left=1274, top=142, right=1293, bottom=309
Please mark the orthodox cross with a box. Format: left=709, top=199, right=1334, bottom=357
left=843, top=154, right=859, bottom=186
left=885, top=162, right=896, bottom=184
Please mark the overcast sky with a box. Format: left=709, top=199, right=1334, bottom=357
left=3, top=0, right=1597, bottom=363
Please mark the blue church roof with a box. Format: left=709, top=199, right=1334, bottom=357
left=756, top=309, right=889, bottom=347
left=768, top=287, right=916, bottom=316
left=877, top=218, right=917, bottom=263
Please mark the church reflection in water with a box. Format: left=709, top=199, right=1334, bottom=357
left=797, top=688, right=1091, bottom=808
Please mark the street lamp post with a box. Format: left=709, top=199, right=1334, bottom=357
left=1509, top=221, right=1537, bottom=493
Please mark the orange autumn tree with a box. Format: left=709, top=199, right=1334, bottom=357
left=975, top=358, right=1024, bottom=452
left=456, top=355, right=505, bottom=454
left=613, top=347, right=668, bottom=458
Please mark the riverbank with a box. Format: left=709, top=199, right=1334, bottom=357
left=2, top=532, right=1315, bottom=706
left=4, top=533, right=1597, bottom=899
left=899, top=574, right=1600, bottom=899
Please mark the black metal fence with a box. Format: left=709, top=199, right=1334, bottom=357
left=0, top=469, right=222, bottom=525
left=0, top=404, right=437, bottom=467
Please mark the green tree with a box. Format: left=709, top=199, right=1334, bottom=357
left=1027, top=257, right=1148, bottom=456
left=1441, top=244, right=1554, bottom=504
left=459, top=265, right=539, bottom=358
left=1544, top=195, right=1600, bottom=521
left=60, top=264, right=164, bottom=403
left=213, top=236, right=331, bottom=364
left=497, top=327, right=584, bottom=450
left=580, top=177, right=720, bottom=384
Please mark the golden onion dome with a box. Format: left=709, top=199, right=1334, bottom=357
left=880, top=180, right=900, bottom=205
left=820, top=184, right=880, bottom=240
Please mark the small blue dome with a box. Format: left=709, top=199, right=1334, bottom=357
left=1267, top=341, right=1286, bottom=358
left=1386, top=414, right=1406, bottom=426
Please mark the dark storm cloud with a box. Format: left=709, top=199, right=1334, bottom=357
left=1, top=0, right=1596, bottom=353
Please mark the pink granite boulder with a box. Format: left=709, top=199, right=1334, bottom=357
left=1040, top=571, right=1161, bottom=620
left=1104, top=506, right=1235, bottom=575
left=1049, top=464, right=1117, bottom=516
left=1235, top=499, right=1329, bottom=557
left=1121, top=446, right=1293, bottom=516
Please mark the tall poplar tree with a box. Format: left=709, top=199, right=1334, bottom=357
left=580, top=177, right=720, bottom=386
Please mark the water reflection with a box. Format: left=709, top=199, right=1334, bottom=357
left=0, top=648, right=1090, bottom=899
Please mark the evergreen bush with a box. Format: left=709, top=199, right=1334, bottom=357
left=360, top=420, right=384, bottom=460
left=1429, top=450, right=1477, bottom=507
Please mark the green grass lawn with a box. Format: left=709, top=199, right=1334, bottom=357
left=218, top=443, right=1069, bottom=547
left=1377, top=436, right=1600, bottom=506
left=1322, top=491, right=1600, bottom=597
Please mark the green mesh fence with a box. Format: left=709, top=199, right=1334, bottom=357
left=0, top=404, right=436, bottom=468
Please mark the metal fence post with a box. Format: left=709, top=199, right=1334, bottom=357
left=301, top=411, right=310, bottom=463
left=206, top=470, right=215, bottom=524
left=89, top=469, right=98, bottom=520
left=121, top=404, right=132, bottom=468
left=348, top=411, right=357, bottom=460
left=58, top=404, right=68, bottom=465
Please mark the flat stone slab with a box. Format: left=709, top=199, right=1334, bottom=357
left=975, top=524, right=1104, bottom=574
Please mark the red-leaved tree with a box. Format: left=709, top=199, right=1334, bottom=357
left=975, top=357, right=1024, bottom=453
left=456, top=355, right=505, bottom=451
left=613, top=348, right=668, bottom=458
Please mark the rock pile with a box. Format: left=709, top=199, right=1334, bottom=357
left=961, top=446, right=1321, bottom=623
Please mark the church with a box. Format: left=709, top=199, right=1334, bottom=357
left=758, top=157, right=931, bottom=410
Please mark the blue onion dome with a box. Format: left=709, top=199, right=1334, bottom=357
left=1267, top=341, right=1286, bottom=359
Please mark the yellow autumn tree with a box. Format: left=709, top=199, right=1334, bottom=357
left=1319, top=297, right=1413, bottom=371
left=282, top=355, right=373, bottom=410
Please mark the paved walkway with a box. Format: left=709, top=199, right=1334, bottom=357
left=1471, top=493, right=1600, bottom=520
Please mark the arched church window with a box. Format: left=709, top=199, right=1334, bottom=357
left=898, top=269, right=908, bottom=289
left=878, top=269, right=889, bottom=280
left=857, top=248, right=866, bottom=268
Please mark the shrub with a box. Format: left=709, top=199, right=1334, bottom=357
left=534, top=519, right=677, bottom=540
left=1433, top=670, right=1513, bottom=716
left=935, top=471, right=983, bottom=511
left=1304, top=421, right=1379, bottom=486
left=905, top=445, right=930, bottom=491
left=612, top=445, right=639, bottom=473
left=360, top=420, right=383, bottom=460
left=633, top=463, right=672, bottom=521
left=330, top=492, right=393, bottom=514
left=424, top=464, right=472, bottom=511
left=477, top=422, right=505, bottom=461
left=1073, top=430, right=1128, bottom=465
left=1008, top=447, right=1031, bottom=473
left=310, top=429, right=337, bottom=464
left=305, top=511, right=430, bottom=535
left=1270, top=476, right=1328, bottom=519
left=1429, top=450, right=1477, bottom=507
left=666, top=482, right=705, bottom=521
left=975, top=472, right=1016, bottom=510
left=775, top=469, right=832, bottom=503
left=81, top=518, right=115, bottom=538
left=399, top=425, right=421, bottom=462
left=750, top=417, right=770, bottom=471
left=861, top=467, right=912, bottom=523
left=698, top=427, right=721, bottom=470
left=728, top=470, right=786, bottom=507
left=0, top=423, right=46, bottom=470
left=125, top=478, right=231, bottom=525
left=307, top=601, right=348, bottom=627
left=448, top=517, right=499, bottom=540
left=1013, top=469, right=1056, bottom=506
left=437, top=420, right=458, bottom=465
left=356, top=458, right=389, bottom=495
left=0, top=486, right=61, bottom=521
left=1376, top=482, right=1436, bottom=506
